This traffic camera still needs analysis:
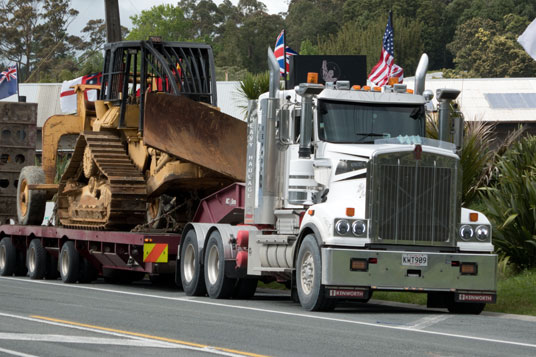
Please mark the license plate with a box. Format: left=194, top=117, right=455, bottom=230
left=402, top=253, right=428, bottom=266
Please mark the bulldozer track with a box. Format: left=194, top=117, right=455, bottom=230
left=57, top=131, right=147, bottom=230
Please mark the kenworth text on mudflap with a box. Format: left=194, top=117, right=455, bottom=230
left=0, top=43, right=497, bottom=314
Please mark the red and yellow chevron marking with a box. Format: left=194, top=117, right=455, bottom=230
left=143, top=243, right=168, bottom=263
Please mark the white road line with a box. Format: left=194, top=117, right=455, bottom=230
left=0, top=311, right=244, bottom=357
left=406, top=315, right=451, bottom=330
left=2, top=276, right=536, bottom=350
left=0, top=333, right=175, bottom=348
left=0, top=346, right=38, bottom=357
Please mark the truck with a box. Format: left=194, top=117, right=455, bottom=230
left=0, top=44, right=497, bottom=314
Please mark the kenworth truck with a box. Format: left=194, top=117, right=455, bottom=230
left=0, top=47, right=496, bottom=314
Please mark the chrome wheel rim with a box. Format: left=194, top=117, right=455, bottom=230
left=61, top=250, right=69, bottom=277
left=183, top=244, right=195, bottom=283
left=300, top=251, right=314, bottom=295
left=28, top=247, right=36, bottom=273
left=0, top=245, right=6, bottom=270
left=207, top=244, right=220, bottom=285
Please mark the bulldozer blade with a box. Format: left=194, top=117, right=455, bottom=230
left=143, top=92, right=246, bottom=182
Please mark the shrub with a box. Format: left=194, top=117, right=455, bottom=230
left=480, top=135, right=536, bottom=271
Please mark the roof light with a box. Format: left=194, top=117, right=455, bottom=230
left=352, top=85, right=361, bottom=90
left=307, top=72, right=318, bottom=84
left=406, top=89, right=414, bottom=94
left=373, top=86, right=381, bottom=92
left=363, top=86, right=371, bottom=91
left=388, top=77, right=399, bottom=85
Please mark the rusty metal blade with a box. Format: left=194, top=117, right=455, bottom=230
left=143, top=92, right=246, bottom=181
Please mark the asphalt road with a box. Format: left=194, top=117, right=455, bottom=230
left=0, top=276, right=535, bottom=357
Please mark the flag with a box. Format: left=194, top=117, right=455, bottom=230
left=368, top=12, right=404, bottom=86
left=60, top=73, right=102, bottom=113
left=518, top=18, right=536, bottom=61
left=274, top=30, right=298, bottom=76
left=0, top=65, right=18, bottom=100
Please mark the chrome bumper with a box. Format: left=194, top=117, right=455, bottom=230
left=321, top=247, right=497, bottom=292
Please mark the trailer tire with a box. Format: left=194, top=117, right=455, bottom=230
left=0, top=237, right=16, bottom=276
left=59, top=241, right=79, bottom=283
left=17, top=166, right=46, bottom=226
left=233, top=278, right=258, bottom=299
left=296, top=234, right=334, bottom=311
left=180, top=230, right=206, bottom=296
left=204, top=231, right=235, bottom=299
left=27, top=239, right=46, bottom=279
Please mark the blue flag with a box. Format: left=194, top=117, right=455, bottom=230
left=0, top=65, right=18, bottom=100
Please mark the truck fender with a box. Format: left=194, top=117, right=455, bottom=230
left=295, top=223, right=323, bottom=263
left=179, top=223, right=213, bottom=264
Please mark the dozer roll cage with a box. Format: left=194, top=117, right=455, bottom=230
left=100, top=40, right=218, bottom=132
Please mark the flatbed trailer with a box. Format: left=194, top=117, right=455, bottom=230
left=0, top=224, right=181, bottom=283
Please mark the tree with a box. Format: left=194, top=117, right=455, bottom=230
left=447, top=15, right=536, bottom=77
left=127, top=4, right=191, bottom=42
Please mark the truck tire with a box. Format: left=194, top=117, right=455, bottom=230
left=0, top=237, right=16, bottom=276
left=204, top=231, right=235, bottom=299
left=26, top=239, right=46, bottom=279
left=180, top=230, right=206, bottom=296
left=233, top=278, right=258, bottom=299
left=59, top=241, right=79, bottom=283
left=17, top=166, right=46, bottom=225
left=448, top=301, right=486, bottom=315
left=296, top=234, right=334, bottom=311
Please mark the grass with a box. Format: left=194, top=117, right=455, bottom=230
left=373, top=269, right=536, bottom=316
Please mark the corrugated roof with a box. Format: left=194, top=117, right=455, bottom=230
left=216, top=81, right=247, bottom=120
left=406, top=78, right=536, bottom=122
left=0, top=83, right=62, bottom=126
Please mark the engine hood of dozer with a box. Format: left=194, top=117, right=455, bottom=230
left=143, top=92, right=246, bottom=182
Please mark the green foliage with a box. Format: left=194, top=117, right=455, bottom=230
left=316, top=16, right=423, bottom=76
left=299, top=39, right=320, bottom=55
left=480, top=135, right=536, bottom=271
left=237, top=71, right=269, bottom=100
left=448, top=14, right=536, bottom=77
left=127, top=4, right=191, bottom=41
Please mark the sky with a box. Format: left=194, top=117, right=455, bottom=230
left=68, top=0, right=290, bottom=38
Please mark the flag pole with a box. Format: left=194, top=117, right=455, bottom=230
left=16, top=63, right=20, bottom=102
left=283, top=29, right=287, bottom=90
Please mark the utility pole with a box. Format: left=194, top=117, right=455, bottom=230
left=105, top=0, right=122, bottom=43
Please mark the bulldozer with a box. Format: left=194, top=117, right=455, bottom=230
left=17, top=39, right=247, bottom=230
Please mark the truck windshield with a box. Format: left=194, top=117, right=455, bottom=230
left=317, top=99, right=425, bottom=143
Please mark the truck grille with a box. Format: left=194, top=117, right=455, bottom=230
left=368, top=151, right=459, bottom=246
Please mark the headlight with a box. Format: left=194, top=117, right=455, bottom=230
left=459, top=225, right=474, bottom=241
left=352, top=220, right=367, bottom=236
left=335, top=219, right=350, bottom=235
left=475, top=225, right=490, bottom=241
left=335, top=160, right=367, bottom=175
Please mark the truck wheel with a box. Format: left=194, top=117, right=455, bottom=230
left=180, top=230, right=206, bottom=296
left=448, top=302, right=486, bottom=315
left=233, top=278, right=258, bottom=299
left=0, top=237, right=16, bottom=276
left=59, top=241, right=79, bottom=283
left=17, top=166, right=46, bottom=225
left=204, top=231, right=235, bottom=299
left=296, top=234, right=334, bottom=311
left=27, top=239, right=46, bottom=279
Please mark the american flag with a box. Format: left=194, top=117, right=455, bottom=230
left=274, top=30, right=298, bottom=76
left=368, top=13, right=404, bottom=86
left=0, top=65, right=18, bottom=100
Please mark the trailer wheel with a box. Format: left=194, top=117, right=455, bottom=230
left=27, top=239, right=46, bottom=279
left=233, top=278, right=258, bottom=299
left=296, top=234, right=334, bottom=311
left=204, top=231, right=235, bottom=299
left=0, top=237, right=16, bottom=276
left=180, top=230, right=206, bottom=296
left=59, top=241, right=79, bottom=283
left=17, top=166, right=46, bottom=225
left=448, top=301, right=486, bottom=315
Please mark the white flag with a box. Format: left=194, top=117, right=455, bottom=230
left=518, top=18, right=536, bottom=61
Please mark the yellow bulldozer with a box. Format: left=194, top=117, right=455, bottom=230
left=17, top=39, right=246, bottom=230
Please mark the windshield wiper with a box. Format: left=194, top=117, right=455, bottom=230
left=355, top=132, right=385, bottom=143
